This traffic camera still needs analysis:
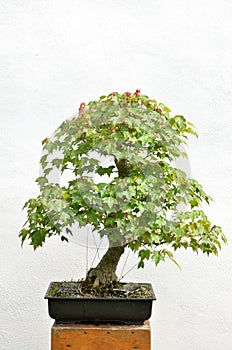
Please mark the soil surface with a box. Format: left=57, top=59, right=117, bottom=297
left=48, top=281, right=153, bottom=299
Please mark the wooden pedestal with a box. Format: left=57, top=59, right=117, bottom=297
left=51, top=321, right=151, bottom=350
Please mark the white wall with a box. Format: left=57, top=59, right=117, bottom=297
left=0, top=1, right=232, bottom=349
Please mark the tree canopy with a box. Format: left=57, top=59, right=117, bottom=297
left=19, top=90, right=226, bottom=269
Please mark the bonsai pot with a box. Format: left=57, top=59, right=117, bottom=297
left=45, top=282, right=156, bottom=325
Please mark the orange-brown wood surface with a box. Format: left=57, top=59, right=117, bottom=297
left=51, top=321, right=151, bottom=350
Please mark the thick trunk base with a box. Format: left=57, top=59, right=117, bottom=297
left=86, top=246, right=125, bottom=287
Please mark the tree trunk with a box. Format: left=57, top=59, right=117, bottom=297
left=115, top=158, right=129, bottom=178
left=86, top=158, right=129, bottom=287
left=86, top=245, right=125, bottom=287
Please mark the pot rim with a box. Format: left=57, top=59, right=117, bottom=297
left=44, top=281, right=156, bottom=301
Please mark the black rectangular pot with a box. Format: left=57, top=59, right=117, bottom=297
left=45, top=282, right=156, bottom=325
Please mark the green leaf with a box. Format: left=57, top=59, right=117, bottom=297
left=36, top=177, right=48, bottom=187
left=44, top=141, right=57, bottom=153
left=104, top=197, right=116, bottom=209
left=139, top=249, right=150, bottom=260
left=43, top=167, right=53, bottom=176
left=97, top=165, right=115, bottom=176
left=152, top=250, right=165, bottom=266
left=19, top=228, right=28, bottom=246
left=104, top=217, right=115, bottom=227
left=52, top=158, right=63, bottom=168
left=40, top=154, right=48, bottom=168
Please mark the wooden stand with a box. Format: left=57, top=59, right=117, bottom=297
left=51, top=321, right=151, bottom=350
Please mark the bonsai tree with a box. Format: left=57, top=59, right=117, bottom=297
left=19, top=90, right=226, bottom=288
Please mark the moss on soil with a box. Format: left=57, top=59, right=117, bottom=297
left=48, top=281, right=153, bottom=299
